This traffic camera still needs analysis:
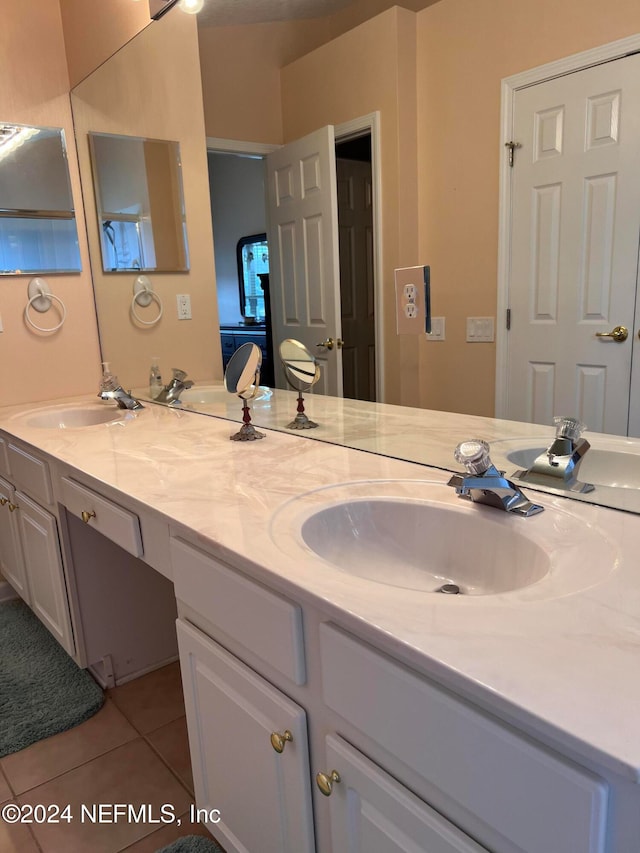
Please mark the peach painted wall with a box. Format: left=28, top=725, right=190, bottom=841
left=59, top=0, right=150, bottom=87
left=0, top=0, right=102, bottom=406
left=279, top=7, right=420, bottom=406
left=71, top=10, right=222, bottom=390
left=416, top=0, right=640, bottom=417
left=198, top=18, right=332, bottom=143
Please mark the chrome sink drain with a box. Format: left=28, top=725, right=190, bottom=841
left=436, top=583, right=461, bottom=595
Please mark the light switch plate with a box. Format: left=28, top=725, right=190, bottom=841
left=425, top=317, right=445, bottom=341
left=466, top=316, right=495, bottom=342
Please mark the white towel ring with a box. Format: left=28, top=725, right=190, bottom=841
left=24, top=278, right=67, bottom=333
left=131, top=275, right=163, bottom=326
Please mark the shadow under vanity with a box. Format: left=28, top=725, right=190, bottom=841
left=1, top=397, right=639, bottom=853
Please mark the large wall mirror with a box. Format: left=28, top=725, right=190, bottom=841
left=88, top=132, right=188, bottom=273
left=0, top=123, right=81, bottom=274
left=70, top=0, right=640, bottom=516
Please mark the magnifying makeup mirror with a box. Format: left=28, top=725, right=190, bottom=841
left=279, top=339, right=321, bottom=430
left=224, top=342, right=265, bottom=441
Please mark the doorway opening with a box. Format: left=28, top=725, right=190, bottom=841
left=206, top=123, right=379, bottom=403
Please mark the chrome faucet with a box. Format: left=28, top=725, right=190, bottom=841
left=448, top=439, right=544, bottom=516
left=513, top=416, right=594, bottom=494
left=98, top=386, right=145, bottom=411
left=154, top=368, right=193, bottom=404
left=98, top=365, right=144, bottom=411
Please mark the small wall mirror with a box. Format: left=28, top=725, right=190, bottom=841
left=88, top=132, right=189, bottom=273
left=224, top=342, right=265, bottom=441
left=0, top=122, right=81, bottom=275
left=279, top=338, right=321, bottom=430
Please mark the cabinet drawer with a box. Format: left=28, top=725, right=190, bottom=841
left=320, top=624, right=608, bottom=853
left=8, top=442, right=52, bottom=505
left=171, top=537, right=305, bottom=684
left=61, top=477, right=143, bottom=558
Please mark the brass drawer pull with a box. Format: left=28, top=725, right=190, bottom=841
left=270, top=730, right=293, bottom=753
left=316, top=770, right=341, bottom=796
left=81, top=510, right=96, bottom=524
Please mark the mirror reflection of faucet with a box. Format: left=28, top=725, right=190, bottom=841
left=512, top=416, right=595, bottom=494
left=448, top=439, right=544, bottom=516
left=154, top=368, right=194, bottom=405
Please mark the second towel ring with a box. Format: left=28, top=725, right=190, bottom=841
left=132, top=275, right=163, bottom=326
left=25, top=278, right=67, bottom=333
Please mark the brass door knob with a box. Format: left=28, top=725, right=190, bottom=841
left=81, top=510, right=96, bottom=524
left=8, top=502, right=17, bottom=512
left=336, top=338, right=344, bottom=349
left=316, top=770, right=341, bottom=796
left=317, top=338, right=335, bottom=350
left=0, top=497, right=6, bottom=506
left=595, top=325, right=628, bottom=343
left=270, top=730, right=293, bottom=753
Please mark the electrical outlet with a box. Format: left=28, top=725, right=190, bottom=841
left=177, top=294, right=192, bottom=320
left=395, top=266, right=428, bottom=334
left=404, top=283, right=417, bottom=301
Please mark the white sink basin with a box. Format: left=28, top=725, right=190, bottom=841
left=270, top=480, right=615, bottom=598
left=179, top=384, right=272, bottom=406
left=11, top=403, right=135, bottom=429
left=502, top=443, right=640, bottom=490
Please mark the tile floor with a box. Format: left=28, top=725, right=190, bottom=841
left=0, top=662, right=224, bottom=852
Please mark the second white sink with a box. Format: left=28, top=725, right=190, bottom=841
left=11, top=402, right=135, bottom=429
left=270, top=480, right=616, bottom=599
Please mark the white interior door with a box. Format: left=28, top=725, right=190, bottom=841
left=266, top=126, right=342, bottom=396
left=506, top=53, right=640, bottom=435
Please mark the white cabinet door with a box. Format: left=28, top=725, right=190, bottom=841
left=322, top=735, right=487, bottom=853
left=0, top=476, right=29, bottom=602
left=177, top=618, right=315, bottom=853
left=16, top=491, right=74, bottom=656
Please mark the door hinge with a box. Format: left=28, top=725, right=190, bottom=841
left=505, top=141, right=522, bottom=168
left=506, top=308, right=511, bottom=330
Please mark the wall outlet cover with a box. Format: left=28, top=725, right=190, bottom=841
left=395, top=266, right=430, bottom=335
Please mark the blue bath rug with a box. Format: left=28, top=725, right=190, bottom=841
left=157, top=835, right=225, bottom=853
left=0, top=598, right=104, bottom=757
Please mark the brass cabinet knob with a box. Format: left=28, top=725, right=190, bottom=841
left=595, top=325, right=628, bottom=343
left=81, top=510, right=96, bottom=524
left=270, top=730, right=293, bottom=753
left=316, top=770, right=341, bottom=796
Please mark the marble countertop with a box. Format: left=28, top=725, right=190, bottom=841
left=2, top=395, right=640, bottom=783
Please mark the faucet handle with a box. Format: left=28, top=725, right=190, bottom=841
left=171, top=368, right=188, bottom=382
left=553, top=416, right=586, bottom=441
left=453, top=439, right=492, bottom=475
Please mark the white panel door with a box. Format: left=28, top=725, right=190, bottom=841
left=266, top=126, right=343, bottom=396
left=322, top=735, right=487, bottom=852
left=0, top=477, right=29, bottom=602
left=16, top=491, right=74, bottom=655
left=177, top=618, right=315, bottom=853
left=507, top=53, right=640, bottom=434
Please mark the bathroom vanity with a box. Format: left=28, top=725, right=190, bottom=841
left=1, top=396, right=640, bottom=852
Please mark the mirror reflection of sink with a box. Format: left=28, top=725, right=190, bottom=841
left=179, top=384, right=272, bottom=406
left=270, top=480, right=616, bottom=598
left=501, top=443, right=640, bottom=490
left=11, top=403, right=136, bottom=429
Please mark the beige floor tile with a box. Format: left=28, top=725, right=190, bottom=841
left=1, top=700, right=137, bottom=795
left=108, top=662, right=185, bottom=734
left=120, top=808, right=221, bottom=852
left=0, top=800, right=40, bottom=852
left=18, top=738, right=192, bottom=853
left=0, top=768, right=11, bottom=801
left=146, top=716, right=193, bottom=794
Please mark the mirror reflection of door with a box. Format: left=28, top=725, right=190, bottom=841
left=505, top=52, right=640, bottom=437
left=207, top=125, right=376, bottom=402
